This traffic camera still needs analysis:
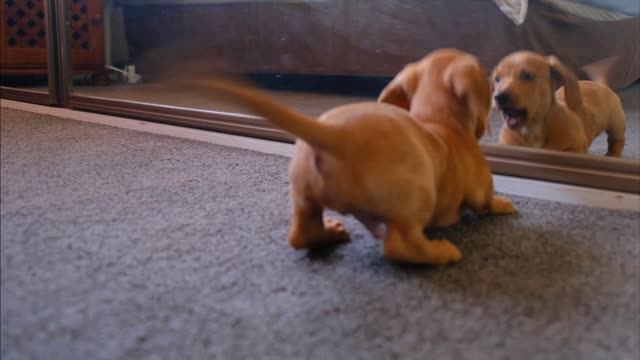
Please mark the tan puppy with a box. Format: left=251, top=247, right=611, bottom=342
left=491, top=51, right=626, bottom=156
left=195, top=49, right=515, bottom=265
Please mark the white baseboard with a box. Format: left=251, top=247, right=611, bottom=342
left=3, top=99, right=639, bottom=211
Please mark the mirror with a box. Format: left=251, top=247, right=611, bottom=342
left=68, top=0, right=639, bottom=161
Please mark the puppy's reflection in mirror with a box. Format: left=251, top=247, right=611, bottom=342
left=489, top=51, right=626, bottom=157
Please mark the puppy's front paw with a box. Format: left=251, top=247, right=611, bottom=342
left=490, top=195, right=517, bottom=214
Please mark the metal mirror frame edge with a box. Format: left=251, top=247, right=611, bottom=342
left=0, top=88, right=51, bottom=104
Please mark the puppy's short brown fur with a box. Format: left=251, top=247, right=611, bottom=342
left=492, top=51, right=626, bottom=156
left=196, top=49, right=515, bottom=265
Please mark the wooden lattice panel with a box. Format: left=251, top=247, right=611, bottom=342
left=3, top=0, right=46, bottom=49
left=2, top=0, right=91, bottom=50
left=69, top=0, right=90, bottom=50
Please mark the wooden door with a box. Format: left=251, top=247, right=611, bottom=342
left=68, top=0, right=104, bottom=72
left=0, top=0, right=48, bottom=74
left=0, top=0, right=105, bottom=75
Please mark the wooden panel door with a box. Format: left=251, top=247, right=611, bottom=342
left=0, top=0, right=48, bottom=73
left=0, top=0, right=105, bottom=76
left=68, top=0, right=104, bottom=72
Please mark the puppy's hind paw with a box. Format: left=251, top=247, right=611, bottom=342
left=490, top=195, right=517, bottom=215
left=383, top=237, right=462, bottom=266
left=427, top=239, right=463, bottom=265
left=323, top=218, right=350, bottom=244
left=288, top=217, right=350, bottom=250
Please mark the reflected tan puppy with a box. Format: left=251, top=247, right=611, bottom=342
left=194, top=49, right=515, bottom=265
left=491, top=51, right=626, bottom=156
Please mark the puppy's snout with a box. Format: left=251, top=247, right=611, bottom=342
left=494, top=92, right=510, bottom=107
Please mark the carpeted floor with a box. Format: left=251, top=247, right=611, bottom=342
left=1, top=107, right=639, bottom=360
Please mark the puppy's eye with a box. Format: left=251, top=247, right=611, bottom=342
left=520, top=71, right=535, bottom=81
left=495, top=75, right=501, bottom=83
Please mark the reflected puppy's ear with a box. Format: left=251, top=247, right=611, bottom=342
left=378, top=63, right=419, bottom=111
left=547, top=55, right=582, bottom=111
left=489, top=67, right=499, bottom=95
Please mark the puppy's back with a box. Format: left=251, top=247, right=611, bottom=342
left=570, top=81, right=625, bottom=143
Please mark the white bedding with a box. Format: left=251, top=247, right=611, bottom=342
left=566, top=0, right=639, bottom=15
left=494, top=0, right=636, bottom=25
left=493, top=0, right=529, bottom=24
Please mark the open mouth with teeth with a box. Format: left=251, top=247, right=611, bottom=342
left=500, top=108, right=527, bottom=129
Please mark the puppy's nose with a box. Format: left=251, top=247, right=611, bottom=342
left=494, top=92, right=510, bottom=106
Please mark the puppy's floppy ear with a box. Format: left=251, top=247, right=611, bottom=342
left=444, top=57, right=491, bottom=139
left=484, top=70, right=497, bottom=137
left=489, top=68, right=497, bottom=94
left=378, top=63, right=418, bottom=111
left=548, top=55, right=582, bottom=112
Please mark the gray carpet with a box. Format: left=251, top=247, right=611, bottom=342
left=480, top=82, right=640, bottom=159
left=1, top=107, right=639, bottom=360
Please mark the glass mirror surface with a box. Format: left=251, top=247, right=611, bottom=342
left=68, top=0, right=639, bottom=160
